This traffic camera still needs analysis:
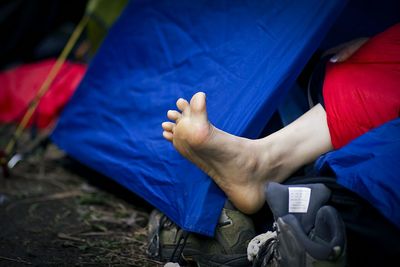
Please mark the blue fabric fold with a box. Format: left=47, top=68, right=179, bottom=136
left=316, top=119, right=400, bottom=229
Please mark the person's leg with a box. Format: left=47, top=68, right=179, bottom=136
left=162, top=92, right=333, bottom=214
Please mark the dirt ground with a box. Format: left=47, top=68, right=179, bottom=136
left=0, top=128, right=164, bottom=267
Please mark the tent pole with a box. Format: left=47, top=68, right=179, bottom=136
left=0, top=15, right=89, bottom=175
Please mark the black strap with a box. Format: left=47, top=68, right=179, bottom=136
left=169, top=230, right=190, bottom=264
left=307, top=55, right=333, bottom=108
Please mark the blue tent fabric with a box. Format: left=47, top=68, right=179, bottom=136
left=52, top=0, right=346, bottom=236
left=315, top=118, right=400, bottom=229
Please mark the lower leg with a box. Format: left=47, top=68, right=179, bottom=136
left=257, top=103, right=333, bottom=183
left=162, top=93, right=333, bottom=214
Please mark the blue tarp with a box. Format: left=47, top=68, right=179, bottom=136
left=52, top=0, right=345, bottom=236
left=316, top=119, right=400, bottom=229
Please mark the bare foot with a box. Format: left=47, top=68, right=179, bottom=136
left=162, top=92, right=272, bottom=214
left=162, top=92, right=333, bottom=213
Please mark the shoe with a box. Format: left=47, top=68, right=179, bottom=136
left=248, top=182, right=346, bottom=267
left=147, top=202, right=256, bottom=266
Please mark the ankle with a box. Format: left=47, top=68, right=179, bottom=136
left=255, top=136, right=288, bottom=183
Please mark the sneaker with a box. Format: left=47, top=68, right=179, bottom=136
left=147, top=202, right=256, bottom=266
left=248, top=182, right=346, bottom=267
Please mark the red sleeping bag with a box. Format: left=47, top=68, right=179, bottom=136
left=323, top=23, right=400, bottom=149
left=0, top=59, right=86, bottom=129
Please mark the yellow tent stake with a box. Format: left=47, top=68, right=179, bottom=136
left=2, top=15, right=89, bottom=160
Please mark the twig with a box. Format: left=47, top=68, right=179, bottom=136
left=30, top=190, right=82, bottom=202
left=79, top=232, right=115, bottom=236
left=94, top=246, right=164, bottom=265
left=0, top=256, right=32, bottom=265
left=6, top=190, right=82, bottom=211
left=57, top=233, right=86, bottom=242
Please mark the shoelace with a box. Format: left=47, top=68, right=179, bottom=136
left=153, top=214, right=190, bottom=265
left=169, top=230, right=190, bottom=264
left=252, top=237, right=279, bottom=267
left=148, top=214, right=172, bottom=258
left=248, top=224, right=279, bottom=267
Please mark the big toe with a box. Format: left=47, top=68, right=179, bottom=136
left=190, top=92, right=207, bottom=118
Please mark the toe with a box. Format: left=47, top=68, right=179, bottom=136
left=176, top=98, right=190, bottom=115
left=162, top=121, right=175, bottom=132
left=167, top=110, right=182, bottom=122
left=190, top=92, right=207, bottom=118
left=163, top=131, right=173, bottom=141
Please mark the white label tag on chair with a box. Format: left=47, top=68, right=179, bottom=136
left=288, top=187, right=311, bottom=213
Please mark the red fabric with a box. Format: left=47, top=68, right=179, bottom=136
left=0, top=59, right=86, bottom=129
left=323, top=23, right=400, bottom=149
